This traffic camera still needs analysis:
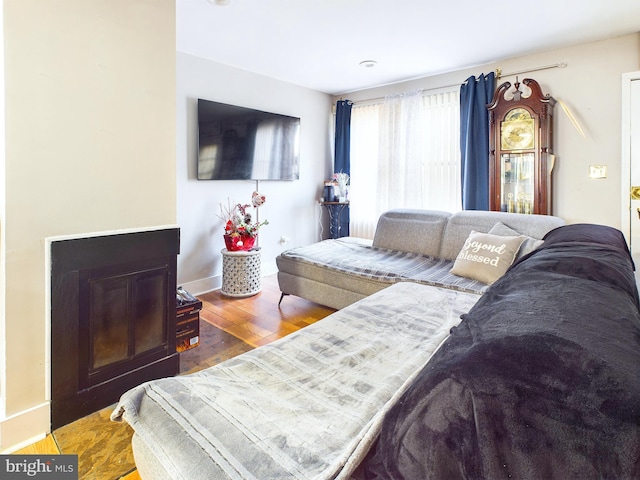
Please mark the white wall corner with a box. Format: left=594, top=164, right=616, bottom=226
left=0, top=401, right=50, bottom=453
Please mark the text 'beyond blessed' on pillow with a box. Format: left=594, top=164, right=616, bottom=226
left=450, top=231, right=526, bottom=285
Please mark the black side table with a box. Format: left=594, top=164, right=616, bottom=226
left=321, top=202, right=349, bottom=239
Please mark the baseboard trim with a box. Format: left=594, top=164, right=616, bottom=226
left=179, top=275, right=222, bottom=296
left=0, top=401, right=50, bottom=452
left=179, top=262, right=278, bottom=297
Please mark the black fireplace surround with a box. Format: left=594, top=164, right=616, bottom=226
left=50, top=228, right=180, bottom=429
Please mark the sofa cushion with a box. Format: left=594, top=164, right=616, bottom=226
left=542, top=223, right=635, bottom=271
left=372, top=209, right=451, bottom=257
left=277, top=238, right=489, bottom=295
left=542, top=223, right=631, bottom=251
left=438, top=211, right=565, bottom=260
left=450, top=231, right=525, bottom=285
left=489, top=221, right=544, bottom=258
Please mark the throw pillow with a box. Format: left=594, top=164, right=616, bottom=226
left=489, top=222, right=544, bottom=258
left=451, top=231, right=526, bottom=285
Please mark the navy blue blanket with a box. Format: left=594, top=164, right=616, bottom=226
left=364, top=224, right=640, bottom=479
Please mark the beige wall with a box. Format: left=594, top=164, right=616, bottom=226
left=1, top=0, right=176, bottom=450
left=342, top=33, right=640, bottom=227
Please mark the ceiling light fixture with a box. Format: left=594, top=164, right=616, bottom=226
left=359, top=60, right=377, bottom=68
left=207, top=0, right=230, bottom=5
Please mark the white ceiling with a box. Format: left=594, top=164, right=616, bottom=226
left=177, top=0, right=640, bottom=95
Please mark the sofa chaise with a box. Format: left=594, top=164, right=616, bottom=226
left=276, top=209, right=565, bottom=309
left=113, top=281, right=480, bottom=479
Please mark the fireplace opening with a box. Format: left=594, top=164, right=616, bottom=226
left=50, top=228, right=180, bottom=429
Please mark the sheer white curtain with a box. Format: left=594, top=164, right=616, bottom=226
left=350, top=87, right=461, bottom=239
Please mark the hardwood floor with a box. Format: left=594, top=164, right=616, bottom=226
left=13, top=274, right=335, bottom=480
left=199, top=273, right=335, bottom=348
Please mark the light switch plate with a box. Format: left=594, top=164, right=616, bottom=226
left=589, top=165, right=607, bottom=179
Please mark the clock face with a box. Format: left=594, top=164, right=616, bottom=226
left=500, top=108, right=535, bottom=150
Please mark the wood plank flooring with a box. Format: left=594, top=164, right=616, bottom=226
left=199, top=273, right=335, bottom=347
left=13, top=274, right=335, bottom=480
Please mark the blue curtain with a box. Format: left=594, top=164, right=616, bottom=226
left=335, top=100, right=352, bottom=174
left=334, top=100, right=352, bottom=236
left=460, top=72, right=495, bottom=210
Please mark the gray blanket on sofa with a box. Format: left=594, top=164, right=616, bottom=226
left=111, top=282, right=479, bottom=480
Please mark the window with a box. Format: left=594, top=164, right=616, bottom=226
left=349, top=88, right=461, bottom=238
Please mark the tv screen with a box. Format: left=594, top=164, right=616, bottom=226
left=197, top=99, right=300, bottom=181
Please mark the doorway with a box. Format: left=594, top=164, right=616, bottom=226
left=622, top=71, right=640, bottom=283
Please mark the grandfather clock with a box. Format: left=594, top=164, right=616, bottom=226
left=487, top=78, right=556, bottom=215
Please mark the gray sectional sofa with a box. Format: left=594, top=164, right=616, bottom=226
left=276, top=209, right=565, bottom=309
left=115, top=211, right=640, bottom=479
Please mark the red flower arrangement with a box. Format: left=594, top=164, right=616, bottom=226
left=219, top=193, right=268, bottom=251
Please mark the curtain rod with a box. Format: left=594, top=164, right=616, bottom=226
left=496, top=62, right=567, bottom=79
left=346, top=62, right=567, bottom=106
left=347, top=85, right=456, bottom=106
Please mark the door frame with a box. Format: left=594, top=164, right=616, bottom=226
left=621, top=71, right=640, bottom=245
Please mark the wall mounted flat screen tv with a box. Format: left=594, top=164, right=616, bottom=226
left=197, top=98, right=300, bottom=181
